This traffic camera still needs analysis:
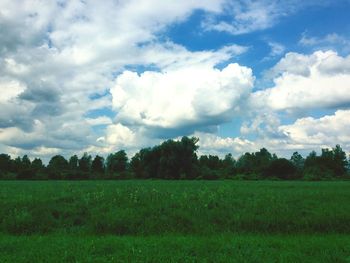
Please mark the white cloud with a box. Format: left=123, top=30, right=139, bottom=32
left=253, top=50, right=350, bottom=111
left=266, top=41, right=285, bottom=59
left=136, top=42, right=248, bottom=71
left=236, top=109, right=350, bottom=157
left=1, top=0, right=348, bottom=160
left=194, top=132, right=255, bottom=157
left=240, top=112, right=283, bottom=138
left=204, top=1, right=279, bottom=34
left=202, top=0, right=332, bottom=35
left=85, top=116, right=112, bottom=126
left=104, top=124, right=136, bottom=147
left=299, top=32, right=350, bottom=53
left=0, top=78, right=26, bottom=103
left=111, top=62, right=254, bottom=136
left=89, top=123, right=161, bottom=158
left=0, top=0, right=238, bottom=157
left=279, top=110, right=350, bottom=149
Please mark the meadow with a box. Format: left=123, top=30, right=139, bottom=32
left=1, top=180, right=350, bottom=262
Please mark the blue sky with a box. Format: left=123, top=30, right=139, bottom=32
left=0, top=0, right=350, bottom=160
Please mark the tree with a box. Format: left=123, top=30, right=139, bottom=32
left=130, top=147, right=160, bottom=179
left=0, top=154, right=12, bottom=177
left=304, top=151, right=317, bottom=168
left=31, top=158, right=44, bottom=171
left=303, top=146, right=349, bottom=180
left=254, top=148, right=273, bottom=174
left=236, top=152, right=254, bottom=175
left=92, top=155, right=105, bottom=174
left=332, top=145, right=348, bottom=176
left=199, top=155, right=222, bottom=179
left=106, top=150, right=128, bottom=176
left=69, top=155, right=79, bottom=171
left=16, top=155, right=35, bottom=180
left=130, top=136, right=199, bottom=179
left=264, top=158, right=298, bottom=180
left=222, top=153, right=236, bottom=178
left=31, top=158, right=45, bottom=179
left=21, top=155, right=31, bottom=169
left=130, top=150, right=148, bottom=179
left=155, top=137, right=198, bottom=179
left=177, top=136, right=199, bottom=179
left=78, top=153, right=92, bottom=176
left=236, top=148, right=274, bottom=177
left=47, top=155, right=69, bottom=179
left=199, top=155, right=221, bottom=170
left=290, top=152, right=304, bottom=171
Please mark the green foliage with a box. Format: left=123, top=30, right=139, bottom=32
left=91, top=155, right=105, bottom=175
left=236, top=148, right=275, bottom=176
left=131, top=137, right=199, bottom=179
left=290, top=151, right=304, bottom=171
left=78, top=153, right=92, bottom=179
left=106, top=150, right=128, bottom=177
left=264, top=158, right=298, bottom=180
left=15, top=155, right=34, bottom=180
left=198, top=154, right=236, bottom=179
left=0, top=154, right=12, bottom=179
left=222, top=153, right=236, bottom=178
left=303, top=145, right=348, bottom=179
left=0, top=140, right=349, bottom=181
left=47, top=155, right=69, bottom=179
left=68, top=155, right=78, bottom=171
left=31, top=158, right=44, bottom=171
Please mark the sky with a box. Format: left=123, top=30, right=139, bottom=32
left=1, top=0, right=350, bottom=161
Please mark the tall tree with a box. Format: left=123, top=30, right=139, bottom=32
left=78, top=153, right=92, bottom=175
left=69, top=155, right=79, bottom=171
left=16, top=155, right=35, bottom=180
left=130, top=137, right=199, bottom=179
left=332, top=144, right=348, bottom=176
left=92, top=155, right=105, bottom=174
left=222, top=153, right=236, bottom=178
left=264, top=158, right=298, bottom=179
left=47, top=155, right=69, bottom=179
left=0, top=154, right=12, bottom=174
left=290, top=152, right=304, bottom=170
left=106, top=150, right=128, bottom=176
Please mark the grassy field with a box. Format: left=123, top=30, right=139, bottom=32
left=1, top=180, right=350, bottom=262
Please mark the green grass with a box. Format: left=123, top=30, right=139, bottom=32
left=1, top=234, right=350, bottom=262
left=1, top=180, right=350, bottom=235
left=1, top=180, right=350, bottom=261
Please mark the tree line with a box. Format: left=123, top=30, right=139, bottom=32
left=0, top=136, right=349, bottom=180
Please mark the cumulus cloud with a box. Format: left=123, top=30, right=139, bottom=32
left=0, top=0, right=239, bottom=156
left=1, top=0, right=348, bottom=160
left=0, top=78, right=26, bottom=103
left=240, top=112, right=285, bottom=139
left=194, top=132, right=255, bottom=157
left=253, top=50, right=350, bottom=111
left=279, top=110, right=350, bottom=149
left=111, top=63, right=254, bottom=137
left=103, top=124, right=136, bottom=147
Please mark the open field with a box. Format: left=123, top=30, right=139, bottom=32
left=1, top=180, right=350, bottom=262
left=1, top=234, right=350, bottom=262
